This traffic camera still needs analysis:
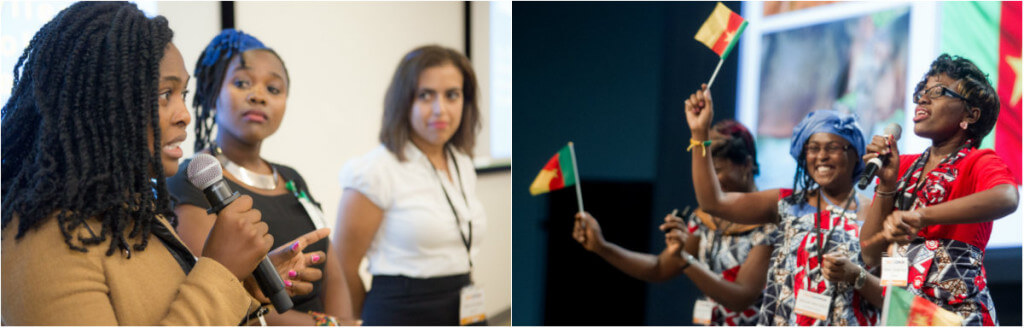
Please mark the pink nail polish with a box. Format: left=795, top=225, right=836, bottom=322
left=285, top=280, right=293, bottom=287
left=291, top=242, right=300, bottom=251
left=311, top=254, right=321, bottom=263
left=288, top=270, right=297, bottom=278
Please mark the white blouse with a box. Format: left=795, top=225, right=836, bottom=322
left=339, top=143, right=487, bottom=278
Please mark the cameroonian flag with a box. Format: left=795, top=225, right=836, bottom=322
left=941, top=1, right=1022, bottom=185
left=694, top=2, right=748, bottom=61
left=529, top=144, right=577, bottom=195
left=881, top=287, right=963, bottom=326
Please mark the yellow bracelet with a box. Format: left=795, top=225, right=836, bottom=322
left=686, top=139, right=712, bottom=157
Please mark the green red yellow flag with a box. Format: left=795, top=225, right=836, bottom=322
left=529, top=144, right=577, bottom=195
left=694, top=2, right=748, bottom=60
left=882, top=287, right=963, bottom=326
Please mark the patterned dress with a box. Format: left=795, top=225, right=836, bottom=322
left=686, top=210, right=775, bottom=326
left=889, top=142, right=1006, bottom=326
left=758, top=189, right=880, bottom=326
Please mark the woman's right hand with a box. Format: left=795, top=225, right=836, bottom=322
left=573, top=212, right=606, bottom=253
left=201, top=195, right=273, bottom=280
left=659, top=213, right=689, bottom=257
left=684, top=83, right=714, bottom=137
left=268, top=228, right=331, bottom=297
left=863, top=134, right=901, bottom=189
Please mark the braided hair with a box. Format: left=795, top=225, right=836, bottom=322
left=191, top=29, right=289, bottom=152
left=1, top=1, right=174, bottom=255
left=709, top=120, right=759, bottom=175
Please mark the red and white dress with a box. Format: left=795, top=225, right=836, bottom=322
left=889, top=141, right=1013, bottom=326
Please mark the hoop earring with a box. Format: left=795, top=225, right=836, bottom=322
left=960, top=121, right=968, bottom=130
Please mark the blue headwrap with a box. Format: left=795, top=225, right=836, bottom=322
left=198, top=29, right=269, bottom=69
left=789, top=110, right=867, bottom=179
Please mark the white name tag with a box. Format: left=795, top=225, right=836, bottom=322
left=793, top=289, right=831, bottom=320
left=296, top=196, right=327, bottom=231
left=692, top=300, right=713, bottom=325
left=880, top=256, right=909, bottom=287
left=459, top=285, right=486, bottom=325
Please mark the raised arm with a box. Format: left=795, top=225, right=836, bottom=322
left=333, top=189, right=385, bottom=319
left=859, top=135, right=901, bottom=267
left=684, top=84, right=779, bottom=224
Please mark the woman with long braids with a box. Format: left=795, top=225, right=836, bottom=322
left=573, top=120, right=774, bottom=326
left=684, top=84, right=882, bottom=325
left=859, top=54, right=1018, bottom=325
left=166, top=29, right=354, bottom=325
left=0, top=2, right=300, bottom=324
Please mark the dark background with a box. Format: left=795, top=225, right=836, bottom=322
left=512, top=2, right=1022, bottom=325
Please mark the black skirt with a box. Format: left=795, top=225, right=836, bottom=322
left=362, top=273, right=486, bottom=326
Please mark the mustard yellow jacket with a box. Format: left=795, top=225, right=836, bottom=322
left=2, top=214, right=260, bottom=325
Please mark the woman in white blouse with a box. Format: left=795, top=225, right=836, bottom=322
left=333, top=45, right=486, bottom=326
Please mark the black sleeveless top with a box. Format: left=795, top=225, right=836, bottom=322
left=166, top=158, right=328, bottom=313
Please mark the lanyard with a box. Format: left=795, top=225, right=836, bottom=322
left=804, top=189, right=854, bottom=289
left=428, top=149, right=473, bottom=269
left=895, top=141, right=972, bottom=211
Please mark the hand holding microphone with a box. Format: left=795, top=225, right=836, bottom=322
left=858, top=123, right=902, bottom=190
left=187, top=154, right=293, bottom=313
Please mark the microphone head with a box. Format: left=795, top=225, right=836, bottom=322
left=884, top=123, right=902, bottom=141
left=187, top=153, right=223, bottom=190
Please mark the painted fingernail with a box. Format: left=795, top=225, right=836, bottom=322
left=311, top=254, right=321, bottom=263
left=285, top=280, right=293, bottom=287
left=288, top=270, right=297, bottom=278
left=291, top=242, right=300, bottom=251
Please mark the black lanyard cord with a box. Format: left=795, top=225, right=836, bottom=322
left=428, top=149, right=473, bottom=269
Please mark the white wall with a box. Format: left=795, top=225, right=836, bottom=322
left=158, top=1, right=511, bottom=319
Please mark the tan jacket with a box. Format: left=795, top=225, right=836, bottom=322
left=2, top=214, right=259, bottom=325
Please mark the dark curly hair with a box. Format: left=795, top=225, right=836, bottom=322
left=1, top=1, right=174, bottom=255
left=191, top=29, right=290, bottom=152
left=914, top=54, right=1000, bottom=145
left=709, top=120, right=759, bottom=175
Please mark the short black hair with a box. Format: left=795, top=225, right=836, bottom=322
left=914, top=54, right=1000, bottom=144
left=1, top=1, right=174, bottom=255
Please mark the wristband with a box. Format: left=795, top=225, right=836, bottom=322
left=687, top=139, right=712, bottom=157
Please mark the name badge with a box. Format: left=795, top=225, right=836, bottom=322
left=880, top=256, right=909, bottom=287
left=459, top=285, right=486, bottom=325
left=793, top=289, right=831, bottom=320
left=296, top=196, right=327, bottom=231
left=692, top=300, right=713, bottom=325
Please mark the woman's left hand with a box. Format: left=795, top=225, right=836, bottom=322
left=822, top=252, right=859, bottom=284
left=882, top=210, right=924, bottom=243
left=267, top=228, right=331, bottom=297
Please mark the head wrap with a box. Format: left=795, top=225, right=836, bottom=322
left=789, top=110, right=866, bottom=179
left=198, top=29, right=269, bottom=69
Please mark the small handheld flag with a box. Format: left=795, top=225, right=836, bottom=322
left=881, top=287, right=963, bottom=326
left=694, top=2, right=748, bottom=88
left=530, top=142, right=585, bottom=213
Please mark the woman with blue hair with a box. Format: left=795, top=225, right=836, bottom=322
left=684, top=84, right=882, bottom=325
left=167, top=29, right=354, bottom=325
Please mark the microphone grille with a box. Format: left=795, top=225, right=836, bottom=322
left=187, top=153, right=223, bottom=190
left=885, top=123, right=902, bottom=141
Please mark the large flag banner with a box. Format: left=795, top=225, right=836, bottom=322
left=529, top=144, right=577, bottom=196
left=996, top=1, right=1021, bottom=185
left=694, top=2, right=748, bottom=61
left=881, top=287, right=962, bottom=326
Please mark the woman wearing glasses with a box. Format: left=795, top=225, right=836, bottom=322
left=859, top=54, right=1018, bottom=325
left=684, top=84, right=883, bottom=325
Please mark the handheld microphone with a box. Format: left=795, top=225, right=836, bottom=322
left=187, top=154, right=293, bottom=313
left=857, top=123, right=902, bottom=189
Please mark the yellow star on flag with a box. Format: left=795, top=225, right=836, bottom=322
left=1006, top=55, right=1021, bottom=107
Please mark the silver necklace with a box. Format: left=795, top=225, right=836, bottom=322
left=212, top=146, right=279, bottom=190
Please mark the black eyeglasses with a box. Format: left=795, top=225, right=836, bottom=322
left=805, top=143, right=851, bottom=156
left=913, top=85, right=967, bottom=104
